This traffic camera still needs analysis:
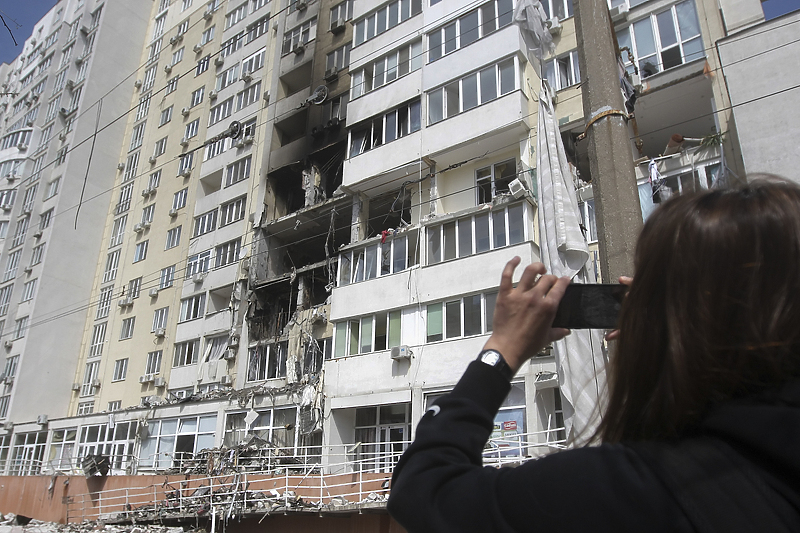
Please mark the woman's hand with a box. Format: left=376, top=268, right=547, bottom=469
left=604, top=276, right=633, bottom=341
left=482, top=258, right=571, bottom=373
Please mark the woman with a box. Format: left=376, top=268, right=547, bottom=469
left=387, top=179, right=800, bottom=532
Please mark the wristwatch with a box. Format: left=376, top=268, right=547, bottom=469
left=476, top=349, right=515, bottom=381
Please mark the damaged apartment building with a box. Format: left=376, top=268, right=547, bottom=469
left=0, top=0, right=777, bottom=525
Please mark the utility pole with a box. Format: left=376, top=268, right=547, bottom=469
left=573, top=0, right=642, bottom=281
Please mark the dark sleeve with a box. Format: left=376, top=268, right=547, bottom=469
left=387, top=362, right=693, bottom=533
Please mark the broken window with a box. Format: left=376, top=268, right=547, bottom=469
left=476, top=159, right=517, bottom=204
left=77, top=421, right=137, bottom=471
left=247, top=341, right=288, bottom=381
left=224, top=407, right=298, bottom=452
left=427, top=203, right=525, bottom=264
left=48, top=429, right=77, bottom=471
left=138, top=415, right=216, bottom=470
left=348, top=99, right=421, bottom=158
left=338, top=232, right=418, bottom=286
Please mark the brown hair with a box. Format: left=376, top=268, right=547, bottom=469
left=598, top=178, right=800, bottom=443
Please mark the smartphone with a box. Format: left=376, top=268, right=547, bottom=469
left=552, top=284, right=628, bottom=329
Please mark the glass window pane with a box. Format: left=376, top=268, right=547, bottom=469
left=676, top=0, right=700, bottom=38
left=360, top=316, right=373, bottom=353
left=475, top=213, right=490, bottom=252
left=335, top=322, right=347, bottom=357
left=392, top=237, right=407, bottom=272
left=428, top=226, right=441, bottom=264
left=485, top=291, right=497, bottom=331
left=427, top=303, right=443, bottom=342
left=410, top=100, right=421, bottom=131
left=429, top=31, right=442, bottom=62
left=443, top=221, right=456, bottom=260
left=444, top=22, right=456, bottom=54
left=445, top=300, right=461, bottom=338
left=633, top=18, right=656, bottom=57
left=492, top=210, right=507, bottom=248
left=463, top=294, right=482, bottom=336
left=178, top=417, right=197, bottom=433
left=445, top=82, right=459, bottom=118
left=462, top=74, right=478, bottom=110
left=460, top=12, right=479, bottom=47
left=348, top=320, right=359, bottom=355
left=481, top=4, right=496, bottom=35
left=661, top=46, right=682, bottom=69
left=388, top=310, right=401, bottom=348
left=375, top=313, right=388, bottom=351
left=458, top=218, right=472, bottom=257
left=682, top=36, right=703, bottom=62
left=498, top=0, right=513, bottom=26
left=365, top=245, right=378, bottom=279
left=380, top=404, right=407, bottom=424
left=429, top=89, right=443, bottom=124
left=656, top=10, right=678, bottom=47
left=339, top=252, right=351, bottom=286
left=410, top=40, right=423, bottom=71
left=499, top=59, right=515, bottom=95
left=508, top=204, right=524, bottom=244
left=355, top=407, right=376, bottom=427
left=385, top=111, right=397, bottom=142
left=480, top=66, right=497, bottom=103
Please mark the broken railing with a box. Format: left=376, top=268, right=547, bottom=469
left=64, top=428, right=566, bottom=522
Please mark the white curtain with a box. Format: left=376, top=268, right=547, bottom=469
left=536, top=83, right=607, bottom=444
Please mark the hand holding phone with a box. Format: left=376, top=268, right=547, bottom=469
left=551, top=283, right=629, bottom=329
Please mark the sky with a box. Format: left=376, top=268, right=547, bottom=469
left=0, top=0, right=798, bottom=66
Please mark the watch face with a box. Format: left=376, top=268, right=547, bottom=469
left=481, top=351, right=501, bottom=366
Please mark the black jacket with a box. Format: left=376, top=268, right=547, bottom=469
left=388, top=361, right=800, bottom=532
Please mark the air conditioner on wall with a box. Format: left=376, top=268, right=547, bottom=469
left=154, top=377, right=166, bottom=387
left=149, top=288, right=160, bottom=297
left=139, top=374, right=155, bottom=383
left=154, top=328, right=166, bottom=338
left=208, top=90, right=218, bottom=100
left=391, top=345, right=412, bottom=361
left=330, top=18, right=345, bottom=34
left=220, top=375, right=232, bottom=385
left=609, top=4, right=629, bottom=22
left=133, top=223, right=144, bottom=233
left=214, top=56, right=224, bottom=66
left=37, top=414, right=48, bottom=425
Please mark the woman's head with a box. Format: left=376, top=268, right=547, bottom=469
left=599, top=178, right=800, bottom=443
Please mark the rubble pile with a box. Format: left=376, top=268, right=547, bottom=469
left=0, top=514, right=192, bottom=533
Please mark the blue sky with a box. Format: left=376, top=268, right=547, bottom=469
left=0, top=0, right=798, bottom=66
left=0, top=1, right=59, bottom=66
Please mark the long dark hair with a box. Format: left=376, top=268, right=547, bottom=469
left=598, top=178, right=800, bottom=443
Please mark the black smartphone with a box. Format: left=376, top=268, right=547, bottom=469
left=552, top=284, right=628, bottom=329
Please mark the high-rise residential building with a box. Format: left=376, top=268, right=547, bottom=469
left=0, top=0, right=786, bottom=527
left=0, top=0, right=151, bottom=471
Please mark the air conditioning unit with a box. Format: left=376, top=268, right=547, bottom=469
left=326, top=116, right=341, bottom=129
left=133, top=223, right=145, bottom=233
left=16, top=143, right=28, bottom=152
left=214, top=56, right=224, bottom=66
left=509, top=178, right=527, bottom=199
left=32, top=230, right=42, bottom=239
left=181, top=107, right=190, bottom=116
left=310, top=308, right=327, bottom=323
left=630, top=72, right=643, bottom=91
left=59, top=132, right=67, bottom=141
left=223, top=348, right=236, bottom=360
left=241, top=71, right=252, bottom=82
left=118, top=296, right=134, bottom=307
left=192, top=272, right=205, bottom=283
left=74, top=55, right=84, bottom=65
left=143, top=221, right=151, bottom=229
left=235, top=139, right=245, bottom=149
left=153, top=377, right=166, bottom=387
left=148, top=155, right=157, bottom=164
left=117, top=162, right=125, bottom=170
left=169, top=36, right=179, bottom=46
left=134, top=79, right=142, bottom=88
left=228, top=334, right=239, bottom=347
left=324, top=67, right=338, bottom=82
left=148, top=287, right=160, bottom=297
left=164, top=64, right=172, bottom=74
left=203, top=9, right=213, bottom=20
left=37, top=414, right=48, bottom=425
left=21, top=206, right=32, bottom=215
left=208, top=90, right=218, bottom=100
left=0, top=204, right=11, bottom=212
left=547, top=17, right=562, bottom=36
left=609, top=4, right=629, bottom=22
left=60, top=107, right=70, bottom=116
left=391, top=345, right=412, bottom=361
left=142, top=187, right=153, bottom=197
left=154, top=328, right=166, bottom=338
left=220, top=375, right=232, bottom=385
left=179, top=168, right=191, bottom=178
left=263, top=90, right=270, bottom=102
left=25, top=119, right=34, bottom=127
left=295, top=0, right=307, bottom=10
left=168, top=209, right=179, bottom=219
left=180, top=137, right=190, bottom=146
left=71, top=382, right=81, bottom=391
left=330, top=18, right=345, bottom=34
left=193, top=43, right=204, bottom=53
left=292, top=43, right=305, bottom=55
left=139, top=374, right=155, bottom=383
left=80, top=25, right=90, bottom=34
left=31, top=94, right=39, bottom=102
left=243, top=135, right=254, bottom=145
left=91, top=379, right=101, bottom=388
left=3, top=341, right=11, bottom=350
left=23, top=266, right=33, bottom=274
left=311, top=126, right=324, bottom=138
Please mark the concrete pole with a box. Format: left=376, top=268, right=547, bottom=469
left=573, top=0, right=642, bottom=281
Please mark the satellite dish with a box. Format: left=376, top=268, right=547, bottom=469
left=307, top=85, right=328, bottom=105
